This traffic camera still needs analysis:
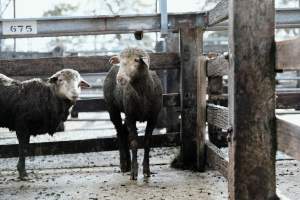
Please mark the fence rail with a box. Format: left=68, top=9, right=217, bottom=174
left=0, top=53, right=180, bottom=76
left=0, top=13, right=206, bottom=39
left=73, top=93, right=180, bottom=113
left=207, top=37, right=300, bottom=75
left=0, top=132, right=180, bottom=158
left=206, top=0, right=300, bottom=30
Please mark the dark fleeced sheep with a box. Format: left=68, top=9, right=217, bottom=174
left=0, top=69, right=90, bottom=179
left=103, top=47, right=163, bottom=180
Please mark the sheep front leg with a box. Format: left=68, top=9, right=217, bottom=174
left=126, top=118, right=138, bottom=180
left=16, top=133, right=30, bottom=180
left=143, top=119, right=156, bottom=177
left=108, top=109, right=131, bottom=172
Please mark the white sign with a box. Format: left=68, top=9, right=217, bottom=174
left=2, top=20, right=37, bottom=35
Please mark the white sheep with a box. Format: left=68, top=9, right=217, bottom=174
left=0, top=69, right=90, bottom=179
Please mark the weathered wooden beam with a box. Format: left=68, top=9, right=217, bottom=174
left=207, top=104, right=230, bottom=130
left=276, top=37, right=300, bottom=71
left=228, top=0, right=277, bottom=199
left=0, top=53, right=180, bottom=76
left=207, top=0, right=229, bottom=26
left=277, top=118, right=300, bottom=161
left=276, top=91, right=300, bottom=109
left=165, top=33, right=181, bottom=132
left=207, top=36, right=300, bottom=75
left=206, top=37, right=300, bottom=75
left=162, top=93, right=181, bottom=107
left=179, top=26, right=203, bottom=170
left=205, top=141, right=228, bottom=179
left=0, top=133, right=180, bottom=158
left=207, top=75, right=228, bottom=147
left=73, top=93, right=180, bottom=113
left=208, top=91, right=300, bottom=109
left=207, top=8, right=300, bottom=31
left=206, top=55, right=229, bottom=77
left=73, top=98, right=106, bottom=112
left=196, top=56, right=207, bottom=171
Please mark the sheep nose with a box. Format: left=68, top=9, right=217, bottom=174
left=71, top=94, right=79, bottom=100
left=116, top=75, right=128, bottom=86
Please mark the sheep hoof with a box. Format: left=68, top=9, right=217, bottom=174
left=130, top=169, right=138, bottom=180
left=120, top=160, right=131, bottom=173
left=18, top=171, right=28, bottom=180
left=121, top=166, right=131, bottom=173
left=130, top=173, right=138, bottom=180
left=143, top=170, right=151, bottom=178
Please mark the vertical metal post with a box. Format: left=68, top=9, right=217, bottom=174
left=0, top=0, right=2, bottom=53
left=297, top=0, right=300, bottom=90
left=13, top=0, right=16, bottom=53
left=159, top=0, right=168, bottom=38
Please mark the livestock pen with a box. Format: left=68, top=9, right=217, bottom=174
left=0, top=0, right=300, bottom=199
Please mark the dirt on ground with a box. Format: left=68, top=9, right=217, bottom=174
left=0, top=148, right=228, bottom=200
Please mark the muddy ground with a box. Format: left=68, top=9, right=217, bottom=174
left=0, top=147, right=299, bottom=200
left=0, top=147, right=228, bottom=200
left=0, top=112, right=300, bottom=199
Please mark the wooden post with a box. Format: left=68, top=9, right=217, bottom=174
left=179, top=26, right=204, bottom=170
left=228, top=0, right=277, bottom=199
left=197, top=56, right=207, bottom=171
left=165, top=33, right=180, bottom=132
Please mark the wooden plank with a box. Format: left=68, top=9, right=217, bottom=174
left=207, top=104, right=230, bottom=130
left=0, top=133, right=180, bottom=158
left=206, top=141, right=228, bottom=179
left=207, top=55, right=229, bottom=77
left=208, top=91, right=300, bottom=109
left=73, top=98, right=106, bottom=112
left=276, top=37, right=300, bottom=71
left=0, top=53, right=180, bottom=76
left=276, top=91, right=300, bottom=109
left=196, top=56, right=207, bottom=171
left=207, top=0, right=229, bottom=26
left=162, top=93, right=181, bottom=107
left=228, top=0, right=277, bottom=199
left=206, top=37, right=300, bottom=74
left=165, top=33, right=180, bottom=132
left=277, top=118, right=300, bottom=161
left=208, top=75, right=228, bottom=147
left=179, top=26, right=203, bottom=170
left=73, top=93, right=181, bottom=113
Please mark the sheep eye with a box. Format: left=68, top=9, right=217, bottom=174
left=134, top=58, right=140, bottom=63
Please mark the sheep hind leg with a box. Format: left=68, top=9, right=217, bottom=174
left=16, top=133, right=30, bottom=180
left=126, top=119, right=138, bottom=180
left=143, top=119, right=156, bottom=178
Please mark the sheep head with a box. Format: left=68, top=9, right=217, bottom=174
left=48, top=69, right=90, bottom=102
left=110, top=47, right=150, bottom=86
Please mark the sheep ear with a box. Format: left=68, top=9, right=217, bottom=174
left=141, top=56, right=150, bottom=68
left=109, top=56, right=120, bottom=65
left=48, top=75, right=58, bottom=84
left=79, top=79, right=91, bottom=88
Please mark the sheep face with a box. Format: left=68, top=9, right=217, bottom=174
left=49, top=69, right=90, bottom=102
left=110, top=48, right=150, bottom=86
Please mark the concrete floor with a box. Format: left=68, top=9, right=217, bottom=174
left=0, top=112, right=300, bottom=199
left=0, top=148, right=228, bottom=200
left=0, top=147, right=299, bottom=200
